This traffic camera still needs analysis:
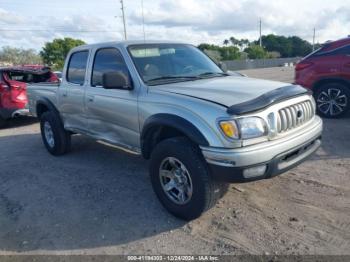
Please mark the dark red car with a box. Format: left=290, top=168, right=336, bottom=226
left=295, top=37, right=350, bottom=118
left=0, top=65, right=59, bottom=127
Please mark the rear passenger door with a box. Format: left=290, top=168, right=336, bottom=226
left=59, top=50, right=89, bottom=131
left=85, top=47, right=139, bottom=150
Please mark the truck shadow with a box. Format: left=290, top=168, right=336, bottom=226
left=0, top=116, right=38, bottom=129
left=310, top=114, right=350, bottom=161
left=0, top=133, right=185, bottom=252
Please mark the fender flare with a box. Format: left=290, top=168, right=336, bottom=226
left=141, top=113, right=209, bottom=158
left=36, top=97, right=60, bottom=117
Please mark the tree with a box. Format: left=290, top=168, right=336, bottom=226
left=229, top=37, right=239, bottom=47
left=244, top=45, right=269, bottom=59
left=223, top=39, right=229, bottom=46
left=198, top=44, right=240, bottom=61
left=40, top=37, right=86, bottom=70
left=219, top=46, right=240, bottom=60
left=290, top=36, right=312, bottom=57
left=0, top=46, right=42, bottom=65
left=259, top=34, right=312, bottom=57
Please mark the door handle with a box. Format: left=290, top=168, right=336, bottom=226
left=87, top=95, right=94, bottom=102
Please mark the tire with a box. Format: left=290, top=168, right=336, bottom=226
left=149, top=137, right=227, bottom=220
left=314, top=83, right=350, bottom=118
left=40, top=111, right=71, bottom=155
left=0, top=116, right=6, bottom=128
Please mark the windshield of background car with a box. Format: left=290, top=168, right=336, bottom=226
left=128, top=44, right=224, bottom=85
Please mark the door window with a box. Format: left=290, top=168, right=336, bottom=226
left=67, top=51, right=89, bottom=85
left=91, top=48, right=129, bottom=87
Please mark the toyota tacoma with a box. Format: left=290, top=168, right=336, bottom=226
left=27, top=41, right=323, bottom=220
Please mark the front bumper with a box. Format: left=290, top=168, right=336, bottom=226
left=201, top=116, right=322, bottom=182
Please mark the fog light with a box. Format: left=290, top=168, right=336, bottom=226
left=243, top=165, right=267, bottom=178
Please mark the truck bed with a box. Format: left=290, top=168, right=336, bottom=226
left=27, top=82, right=60, bottom=117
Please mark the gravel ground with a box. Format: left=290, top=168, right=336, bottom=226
left=238, top=66, right=295, bottom=83
left=0, top=67, right=349, bottom=255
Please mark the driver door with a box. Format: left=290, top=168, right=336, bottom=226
left=85, top=47, right=139, bottom=150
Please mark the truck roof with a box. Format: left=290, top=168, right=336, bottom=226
left=71, top=40, right=187, bottom=52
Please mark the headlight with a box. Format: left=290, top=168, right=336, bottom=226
left=219, top=117, right=267, bottom=140
left=237, top=117, right=267, bottom=139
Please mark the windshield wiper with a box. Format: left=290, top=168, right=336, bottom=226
left=145, top=75, right=198, bottom=83
left=197, top=72, right=229, bottom=78
left=145, top=72, right=228, bottom=84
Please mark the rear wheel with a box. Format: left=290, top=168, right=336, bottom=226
left=149, top=137, right=227, bottom=220
left=314, top=83, right=350, bottom=118
left=40, top=111, right=71, bottom=155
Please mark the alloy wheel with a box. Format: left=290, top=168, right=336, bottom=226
left=159, top=157, right=193, bottom=205
left=317, top=88, right=348, bottom=116
left=44, top=121, right=55, bottom=148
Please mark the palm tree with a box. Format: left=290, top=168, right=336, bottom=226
left=229, top=37, right=238, bottom=47
left=223, top=39, right=229, bottom=46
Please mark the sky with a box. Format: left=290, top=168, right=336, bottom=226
left=0, top=0, right=349, bottom=51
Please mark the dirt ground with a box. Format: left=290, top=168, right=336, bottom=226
left=0, top=67, right=349, bottom=255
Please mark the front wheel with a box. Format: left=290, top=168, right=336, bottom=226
left=40, top=111, right=71, bottom=155
left=314, top=83, right=350, bottom=118
left=149, top=137, right=227, bottom=220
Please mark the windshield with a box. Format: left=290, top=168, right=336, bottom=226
left=128, top=44, right=225, bottom=85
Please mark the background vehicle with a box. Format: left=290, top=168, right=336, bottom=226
left=0, top=65, right=58, bottom=127
left=28, top=41, right=322, bottom=220
left=53, top=71, right=62, bottom=82
left=295, top=37, right=350, bottom=118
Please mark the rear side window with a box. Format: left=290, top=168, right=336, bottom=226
left=312, top=44, right=350, bottom=57
left=67, top=51, right=89, bottom=85
left=336, top=45, right=350, bottom=55
left=91, top=48, right=129, bottom=87
left=7, top=71, right=53, bottom=83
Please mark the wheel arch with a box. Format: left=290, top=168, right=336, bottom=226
left=313, top=77, right=350, bottom=91
left=36, top=98, right=60, bottom=118
left=141, top=114, right=209, bottom=159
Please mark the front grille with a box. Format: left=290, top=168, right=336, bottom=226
left=277, top=100, right=314, bottom=133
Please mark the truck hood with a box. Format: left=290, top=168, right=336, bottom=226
left=151, top=76, right=293, bottom=107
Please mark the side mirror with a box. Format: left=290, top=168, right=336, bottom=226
left=218, top=62, right=228, bottom=72
left=102, top=71, right=132, bottom=90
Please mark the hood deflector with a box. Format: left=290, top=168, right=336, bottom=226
left=227, top=85, right=310, bottom=115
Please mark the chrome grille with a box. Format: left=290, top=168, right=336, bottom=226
left=277, top=100, right=314, bottom=133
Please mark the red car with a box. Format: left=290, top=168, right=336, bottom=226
left=295, top=37, right=350, bottom=118
left=0, top=65, right=59, bottom=127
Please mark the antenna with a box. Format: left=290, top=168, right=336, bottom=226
left=141, top=0, right=146, bottom=41
left=120, top=0, right=127, bottom=40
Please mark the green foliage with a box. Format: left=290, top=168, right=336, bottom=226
left=267, top=51, right=281, bottom=59
left=203, top=49, right=222, bottom=62
left=259, top=34, right=312, bottom=57
left=244, top=45, right=269, bottom=59
left=198, top=43, right=240, bottom=60
left=0, top=46, right=42, bottom=65
left=40, top=37, right=86, bottom=70
left=199, top=34, right=315, bottom=61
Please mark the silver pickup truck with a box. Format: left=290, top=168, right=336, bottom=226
left=28, top=41, right=323, bottom=220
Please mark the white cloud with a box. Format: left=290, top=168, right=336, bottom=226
left=0, top=0, right=349, bottom=50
